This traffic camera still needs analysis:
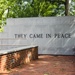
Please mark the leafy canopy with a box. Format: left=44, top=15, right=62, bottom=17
left=0, top=0, right=75, bottom=32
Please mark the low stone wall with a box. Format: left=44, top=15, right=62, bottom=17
left=0, top=46, right=38, bottom=73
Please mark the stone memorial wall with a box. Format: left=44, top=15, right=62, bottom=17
left=0, top=16, right=75, bottom=55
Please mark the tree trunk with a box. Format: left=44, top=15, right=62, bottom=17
left=65, top=0, right=69, bottom=16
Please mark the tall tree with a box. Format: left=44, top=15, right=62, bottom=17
left=65, top=0, right=69, bottom=16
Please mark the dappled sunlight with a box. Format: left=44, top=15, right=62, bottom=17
left=70, top=28, right=75, bottom=33
left=54, top=50, right=60, bottom=54
left=6, top=55, right=75, bottom=75
left=25, top=51, right=32, bottom=63
left=63, top=38, right=71, bottom=47
left=38, top=55, right=53, bottom=59
left=70, top=19, right=75, bottom=28
left=12, top=39, right=21, bottom=45
left=13, top=53, right=20, bottom=61
left=38, top=61, right=49, bottom=64
left=29, top=64, right=35, bottom=66
left=28, top=69, right=36, bottom=72
left=65, top=48, right=71, bottom=52
left=0, top=55, right=7, bottom=73
left=29, top=67, right=34, bottom=69
left=25, top=57, right=30, bottom=63
left=45, top=37, right=56, bottom=47
left=0, top=73, right=9, bottom=75
left=0, top=46, right=38, bottom=74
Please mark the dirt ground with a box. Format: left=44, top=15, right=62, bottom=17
left=0, top=55, right=75, bottom=75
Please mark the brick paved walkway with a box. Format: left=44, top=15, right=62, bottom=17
left=0, top=55, right=75, bottom=75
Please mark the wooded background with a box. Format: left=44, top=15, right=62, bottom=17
left=0, top=0, right=75, bottom=32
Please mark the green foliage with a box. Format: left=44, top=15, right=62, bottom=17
left=69, top=0, right=75, bottom=15
left=0, top=0, right=75, bottom=32
left=7, top=0, right=57, bottom=17
left=0, top=0, right=8, bottom=31
left=23, top=0, right=57, bottom=17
